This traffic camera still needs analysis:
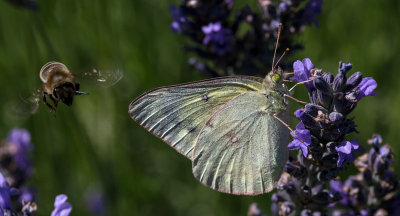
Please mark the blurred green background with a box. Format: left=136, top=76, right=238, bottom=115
left=0, top=0, right=399, bottom=215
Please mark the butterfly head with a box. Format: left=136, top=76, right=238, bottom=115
left=263, top=67, right=284, bottom=89
left=262, top=67, right=289, bottom=113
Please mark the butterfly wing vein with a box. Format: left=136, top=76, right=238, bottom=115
left=192, top=92, right=289, bottom=195
left=128, top=77, right=265, bottom=159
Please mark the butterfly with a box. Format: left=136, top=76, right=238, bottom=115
left=128, top=26, right=295, bottom=195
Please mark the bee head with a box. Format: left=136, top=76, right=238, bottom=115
left=54, top=83, right=76, bottom=106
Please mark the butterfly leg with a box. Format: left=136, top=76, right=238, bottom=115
left=283, top=94, right=308, bottom=105
left=273, top=112, right=295, bottom=134
left=288, top=78, right=314, bottom=93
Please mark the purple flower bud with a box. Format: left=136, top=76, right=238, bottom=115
left=332, top=72, right=347, bottom=92
left=280, top=201, right=295, bottom=215
left=201, top=22, right=232, bottom=55
left=314, top=76, right=331, bottom=93
left=333, top=92, right=348, bottom=114
left=313, top=189, right=331, bottom=205
left=323, top=72, right=334, bottom=85
left=329, top=112, right=343, bottom=122
left=300, top=185, right=312, bottom=200
left=170, top=6, right=188, bottom=33
left=284, top=162, right=307, bottom=178
left=304, top=104, right=327, bottom=117
left=247, top=203, right=265, bottom=216
left=289, top=122, right=311, bottom=157
left=338, top=62, right=353, bottom=74
left=317, top=89, right=333, bottom=109
left=300, top=209, right=312, bottom=216
left=51, top=194, right=72, bottom=216
left=18, top=187, right=35, bottom=203
left=302, top=0, right=323, bottom=26
left=345, top=72, right=363, bottom=90
left=278, top=2, right=289, bottom=14
left=369, top=134, right=383, bottom=149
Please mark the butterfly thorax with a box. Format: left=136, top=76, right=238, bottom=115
left=261, top=68, right=289, bottom=114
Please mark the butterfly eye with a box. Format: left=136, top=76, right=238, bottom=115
left=272, top=74, right=280, bottom=83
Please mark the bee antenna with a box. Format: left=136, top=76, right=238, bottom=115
left=75, top=91, right=88, bottom=95
left=274, top=48, right=290, bottom=69
left=272, top=23, right=283, bottom=71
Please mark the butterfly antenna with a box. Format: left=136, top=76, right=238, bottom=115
left=274, top=48, right=290, bottom=69
left=272, top=23, right=283, bottom=71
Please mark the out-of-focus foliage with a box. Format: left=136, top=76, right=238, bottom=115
left=0, top=0, right=398, bottom=215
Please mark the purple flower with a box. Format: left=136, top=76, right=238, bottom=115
left=170, top=6, right=188, bottom=33
left=288, top=122, right=311, bottom=157
left=202, top=22, right=232, bottom=55
left=336, top=140, right=363, bottom=167
left=330, top=180, right=350, bottom=205
left=292, top=58, right=315, bottom=92
left=6, top=128, right=33, bottom=178
left=85, top=189, right=105, bottom=216
left=302, top=0, right=323, bottom=26
left=248, top=203, right=265, bottom=216
left=278, top=2, right=290, bottom=14
left=51, top=194, right=72, bottom=216
left=18, top=187, right=35, bottom=203
left=357, top=77, right=377, bottom=100
left=0, top=172, right=18, bottom=210
left=225, top=0, right=233, bottom=7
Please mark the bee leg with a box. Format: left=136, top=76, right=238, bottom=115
left=49, top=95, right=58, bottom=116
left=273, top=112, right=295, bottom=134
left=42, top=93, right=56, bottom=113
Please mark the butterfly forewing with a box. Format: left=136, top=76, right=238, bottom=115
left=129, top=77, right=265, bottom=159
left=192, top=91, right=289, bottom=195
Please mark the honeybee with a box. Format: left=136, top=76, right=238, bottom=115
left=39, top=62, right=87, bottom=112
left=14, top=61, right=122, bottom=117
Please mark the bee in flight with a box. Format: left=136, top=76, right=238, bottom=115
left=39, top=61, right=88, bottom=112
left=15, top=61, right=123, bottom=117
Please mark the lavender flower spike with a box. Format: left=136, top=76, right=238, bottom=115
left=6, top=128, right=34, bottom=180
left=336, top=140, right=363, bottom=167
left=288, top=122, right=311, bottom=157
left=51, top=194, right=72, bottom=216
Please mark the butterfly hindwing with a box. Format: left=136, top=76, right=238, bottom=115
left=192, top=91, right=289, bottom=195
left=128, top=77, right=265, bottom=159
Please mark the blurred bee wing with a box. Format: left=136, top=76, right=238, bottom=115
left=10, top=87, right=42, bottom=119
left=75, top=68, right=123, bottom=88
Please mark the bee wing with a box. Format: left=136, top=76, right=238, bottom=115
left=11, top=87, right=42, bottom=119
left=129, top=76, right=266, bottom=159
left=75, top=68, right=123, bottom=88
